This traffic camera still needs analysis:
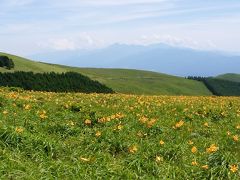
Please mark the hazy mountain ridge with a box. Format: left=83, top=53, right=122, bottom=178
left=30, top=43, right=240, bottom=77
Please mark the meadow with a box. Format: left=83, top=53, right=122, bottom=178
left=0, top=87, right=239, bottom=179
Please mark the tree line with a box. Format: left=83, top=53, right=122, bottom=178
left=0, top=71, right=114, bottom=93
left=187, top=76, right=240, bottom=96
left=0, top=56, right=15, bottom=69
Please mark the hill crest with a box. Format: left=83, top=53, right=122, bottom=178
left=0, top=52, right=212, bottom=96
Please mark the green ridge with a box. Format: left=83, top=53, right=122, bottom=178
left=216, top=73, right=240, bottom=83
left=0, top=52, right=212, bottom=95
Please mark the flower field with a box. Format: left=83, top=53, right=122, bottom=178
left=0, top=87, right=239, bottom=179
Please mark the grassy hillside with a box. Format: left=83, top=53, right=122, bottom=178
left=216, top=73, right=240, bottom=83
left=0, top=52, right=67, bottom=73
left=204, top=78, right=240, bottom=96
left=0, top=52, right=212, bottom=95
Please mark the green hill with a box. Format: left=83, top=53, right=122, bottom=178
left=0, top=52, right=211, bottom=95
left=216, top=73, right=240, bottom=83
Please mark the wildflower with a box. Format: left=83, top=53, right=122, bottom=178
left=139, top=116, right=148, bottom=124
left=128, top=145, right=138, bottom=154
left=206, top=144, right=218, bottom=153
left=39, top=113, right=47, bottom=119
left=227, top=131, right=231, bottom=136
left=39, top=110, right=47, bottom=119
left=233, top=135, right=238, bottom=142
left=159, top=140, right=165, bottom=145
left=15, top=127, right=24, bottom=134
left=3, top=110, right=8, bottom=115
left=80, top=157, right=91, bottom=162
left=236, top=124, right=240, bottom=129
left=64, top=104, right=69, bottom=109
left=117, top=124, right=123, bottom=130
left=95, top=131, right=101, bottom=137
left=203, top=122, right=209, bottom=127
left=84, top=119, right=92, bottom=126
left=230, top=164, right=238, bottom=173
left=147, top=119, right=157, bottom=128
left=192, top=160, right=198, bottom=166
left=69, top=121, right=75, bottom=126
left=24, top=104, right=31, bottom=110
left=191, top=146, right=198, bottom=153
left=155, top=156, right=163, bottom=163
left=202, top=165, right=209, bottom=170
left=174, top=120, right=184, bottom=129
left=188, top=140, right=194, bottom=145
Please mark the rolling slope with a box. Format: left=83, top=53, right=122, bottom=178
left=0, top=52, right=212, bottom=95
left=216, top=73, right=240, bottom=83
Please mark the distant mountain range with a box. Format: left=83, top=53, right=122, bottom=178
left=30, top=43, right=240, bottom=76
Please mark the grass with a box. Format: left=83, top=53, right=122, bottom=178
left=0, top=87, right=239, bottom=179
left=216, top=73, right=240, bottom=83
left=0, top=52, right=212, bottom=96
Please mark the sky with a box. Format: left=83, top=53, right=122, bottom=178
left=1, top=0, right=240, bottom=56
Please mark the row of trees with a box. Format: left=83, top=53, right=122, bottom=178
left=0, top=71, right=114, bottom=93
left=187, top=76, right=240, bottom=96
left=0, top=56, right=15, bottom=69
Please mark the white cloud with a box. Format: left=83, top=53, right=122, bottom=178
left=37, top=33, right=104, bottom=51
left=132, top=34, right=217, bottom=50
left=45, top=38, right=77, bottom=51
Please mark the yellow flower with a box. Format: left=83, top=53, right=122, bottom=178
left=147, top=119, right=157, bottom=128
left=174, top=120, right=184, bottom=129
left=159, top=140, right=165, bottom=145
left=15, top=127, right=24, bottom=134
left=227, top=131, right=231, bottom=136
left=39, top=110, right=47, bottom=119
left=84, top=119, right=92, bottom=126
left=155, top=156, right=163, bottom=163
left=191, top=146, right=198, bottom=153
left=24, top=104, right=31, bottom=110
left=236, top=124, right=240, bottom=129
left=128, top=145, right=138, bottom=154
left=202, top=165, right=209, bottom=170
left=188, top=140, right=194, bottom=145
left=233, top=135, right=238, bottom=142
left=192, top=161, right=198, bottom=166
left=67, top=121, right=75, bottom=126
left=64, top=104, right=69, bottom=109
left=203, top=122, right=209, bottom=127
left=117, top=124, right=123, bottom=130
left=206, top=144, right=218, bottom=153
left=139, top=116, right=148, bottom=124
left=39, top=113, right=47, bottom=119
left=80, top=157, right=91, bottom=162
left=3, top=110, right=8, bottom=115
left=95, top=131, right=101, bottom=137
left=230, top=164, right=238, bottom=173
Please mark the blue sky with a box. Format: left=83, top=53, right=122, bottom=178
left=1, top=0, right=240, bottom=56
